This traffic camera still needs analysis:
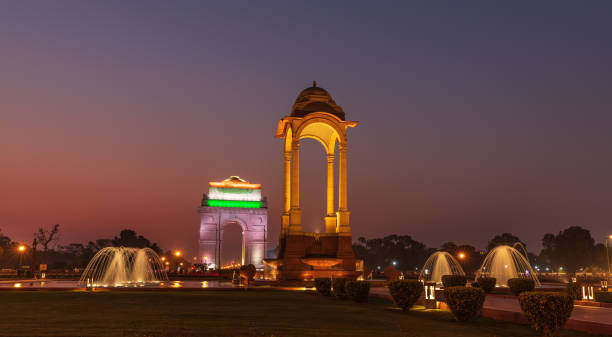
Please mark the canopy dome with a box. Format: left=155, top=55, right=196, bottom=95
left=290, top=81, right=345, bottom=120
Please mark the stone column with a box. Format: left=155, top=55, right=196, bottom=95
left=337, top=142, right=350, bottom=233
left=281, top=150, right=291, bottom=235
left=324, top=153, right=336, bottom=233
left=289, top=140, right=301, bottom=232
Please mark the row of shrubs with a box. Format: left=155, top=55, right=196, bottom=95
left=441, top=275, right=535, bottom=295
left=389, top=278, right=572, bottom=336
left=314, top=278, right=371, bottom=302
left=318, top=276, right=577, bottom=336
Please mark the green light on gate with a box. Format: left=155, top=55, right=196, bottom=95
left=206, top=199, right=262, bottom=208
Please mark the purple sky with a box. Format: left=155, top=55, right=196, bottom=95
left=1, top=1, right=611, bottom=259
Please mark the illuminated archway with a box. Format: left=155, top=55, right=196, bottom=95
left=198, top=177, right=268, bottom=270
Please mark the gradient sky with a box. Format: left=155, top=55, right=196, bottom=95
left=1, top=1, right=611, bottom=259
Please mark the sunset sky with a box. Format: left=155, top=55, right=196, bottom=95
left=1, top=1, right=611, bottom=259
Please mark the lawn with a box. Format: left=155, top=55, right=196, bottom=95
left=0, top=289, right=600, bottom=337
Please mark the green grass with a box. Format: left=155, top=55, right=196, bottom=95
left=0, top=290, right=599, bottom=337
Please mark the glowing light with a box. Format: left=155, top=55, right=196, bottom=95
left=458, top=252, right=465, bottom=260
left=175, top=251, right=181, bottom=257
left=13, top=283, right=22, bottom=288
left=208, top=187, right=262, bottom=201
left=209, top=177, right=261, bottom=189
left=161, top=257, right=166, bottom=261
left=206, top=200, right=262, bottom=208
left=201, top=281, right=208, bottom=288
left=18, top=245, right=26, bottom=252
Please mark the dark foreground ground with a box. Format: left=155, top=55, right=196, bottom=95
left=0, top=290, right=601, bottom=337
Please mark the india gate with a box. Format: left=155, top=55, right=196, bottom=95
left=199, top=82, right=359, bottom=280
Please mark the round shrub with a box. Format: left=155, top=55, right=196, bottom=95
left=332, top=277, right=349, bottom=299
left=444, top=286, right=486, bottom=322
left=507, top=278, right=535, bottom=296
left=314, top=278, right=331, bottom=296
left=346, top=280, right=371, bottom=302
left=519, top=292, right=573, bottom=337
left=384, top=266, right=401, bottom=281
left=565, top=282, right=582, bottom=300
left=441, top=275, right=467, bottom=288
left=594, top=291, right=612, bottom=303
left=477, top=277, right=496, bottom=293
left=388, top=280, right=424, bottom=311
left=239, top=264, right=256, bottom=285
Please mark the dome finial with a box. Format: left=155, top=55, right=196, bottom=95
left=313, top=80, right=317, bottom=87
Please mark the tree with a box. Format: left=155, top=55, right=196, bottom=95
left=440, top=242, right=458, bottom=255
left=35, top=224, right=60, bottom=252
left=487, top=233, right=525, bottom=251
left=111, top=229, right=162, bottom=254
left=353, top=235, right=431, bottom=272
left=455, top=244, right=482, bottom=274
left=539, top=226, right=600, bottom=273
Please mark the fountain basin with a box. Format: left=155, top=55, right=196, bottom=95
left=300, top=257, right=342, bottom=269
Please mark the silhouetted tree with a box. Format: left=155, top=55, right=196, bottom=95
left=440, top=242, right=458, bottom=255
left=487, top=233, right=524, bottom=251
left=35, top=224, right=60, bottom=252
left=539, top=226, right=601, bottom=272
left=111, top=229, right=162, bottom=254
left=353, top=235, right=432, bottom=272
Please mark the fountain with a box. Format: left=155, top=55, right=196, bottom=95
left=419, top=251, right=465, bottom=285
left=475, top=245, right=540, bottom=287
left=79, top=247, right=168, bottom=287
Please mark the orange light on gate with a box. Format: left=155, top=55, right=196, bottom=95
left=209, top=181, right=261, bottom=189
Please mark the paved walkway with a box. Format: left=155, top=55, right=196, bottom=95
left=370, top=287, right=612, bottom=335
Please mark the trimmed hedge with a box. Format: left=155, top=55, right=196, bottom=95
left=314, top=278, right=332, bottom=296
left=444, top=286, right=486, bottom=321
left=384, top=266, right=401, bottom=281
left=441, top=275, right=467, bottom=288
left=594, top=291, right=612, bottom=303
left=346, top=281, right=371, bottom=302
left=332, top=277, right=349, bottom=299
left=477, top=277, right=496, bottom=293
left=508, top=278, right=535, bottom=296
left=566, top=282, right=582, bottom=300
left=519, top=292, right=574, bottom=337
left=388, top=280, right=424, bottom=311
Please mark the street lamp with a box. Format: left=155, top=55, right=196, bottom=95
left=17, top=245, right=26, bottom=266
left=458, top=252, right=466, bottom=260
left=175, top=251, right=181, bottom=257
left=606, top=235, right=612, bottom=280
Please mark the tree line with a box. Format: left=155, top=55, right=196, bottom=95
left=353, top=226, right=610, bottom=274
left=0, top=226, right=164, bottom=271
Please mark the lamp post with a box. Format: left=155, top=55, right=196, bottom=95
left=17, top=245, right=26, bottom=266
left=606, top=235, right=612, bottom=280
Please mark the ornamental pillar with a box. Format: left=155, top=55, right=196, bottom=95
left=324, top=153, right=336, bottom=233
left=281, top=150, right=291, bottom=235
left=289, top=140, right=301, bottom=232
left=337, top=142, right=350, bottom=233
